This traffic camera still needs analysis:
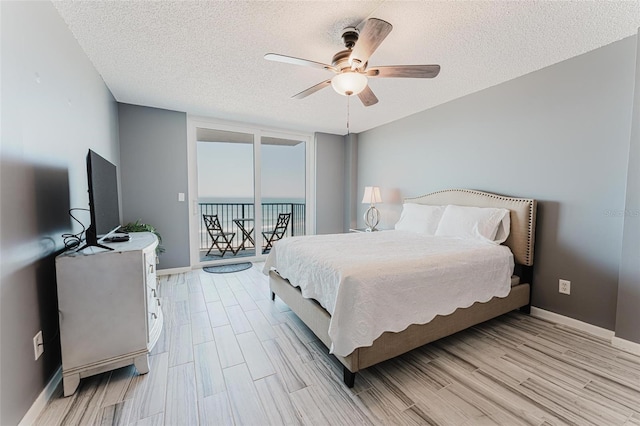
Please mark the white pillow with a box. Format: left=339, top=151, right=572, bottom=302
left=435, top=205, right=511, bottom=243
left=394, top=204, right=445, bottom=235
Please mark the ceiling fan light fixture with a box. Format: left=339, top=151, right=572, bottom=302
left=266, top=18, right=438, bottom=107
left=331, top=72, right=368, bottom=96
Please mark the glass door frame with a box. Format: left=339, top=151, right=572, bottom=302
left=187, top=116, right=315, bottom=268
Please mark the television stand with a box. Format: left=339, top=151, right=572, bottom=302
left=77, top=224, right=114, bottom=252
left=75, top=241, right=113, bottom=252
left=55, top=232, right=162, bottom=396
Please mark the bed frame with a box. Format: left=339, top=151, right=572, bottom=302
left=269, top=189, right=537, bottom=387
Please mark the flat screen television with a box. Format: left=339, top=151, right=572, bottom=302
left=78, top=149, right=122, bottom=251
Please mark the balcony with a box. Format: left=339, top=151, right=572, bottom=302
left=199, top=202, right=306, bottom=260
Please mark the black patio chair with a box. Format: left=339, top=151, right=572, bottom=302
left=262, top=212, right=291, bottom=254
left=203, top=214, right=236, bottom=257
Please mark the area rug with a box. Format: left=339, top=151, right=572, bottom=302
left=203, top=262, right=252, bottom=274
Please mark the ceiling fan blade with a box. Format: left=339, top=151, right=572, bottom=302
left=265, top=53, right=337, bottom=73
left=357, top=85, right=378, bottom=107
left=292, top=79, right=332, bottom=99
left=349, top=18, right=393, bottom=69
left=366, top=65, right=441, bottom=79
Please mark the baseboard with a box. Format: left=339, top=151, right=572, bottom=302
left=157, top=266, right=191, bottom=276
left=529, top=307, right=615, bottom=340
left=19, top=366, right=62, bottom=426
left=612, top=336, right=640, bottom=356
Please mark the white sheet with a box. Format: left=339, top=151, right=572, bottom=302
left=263, top=230, right=514, bottom=357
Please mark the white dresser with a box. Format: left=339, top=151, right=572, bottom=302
left=55, top=232, right=163, bottom=396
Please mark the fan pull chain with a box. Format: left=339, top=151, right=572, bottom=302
left=347, top=95, right=351, bottom=136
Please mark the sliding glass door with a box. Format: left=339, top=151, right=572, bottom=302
left=195, top=128, right=255, bottom=262
left=260, top=134, right=307, bottom=246
left=188, top=120, right=313, bottom=266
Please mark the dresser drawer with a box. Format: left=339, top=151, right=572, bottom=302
left=144, top=252, right=157, bottom=291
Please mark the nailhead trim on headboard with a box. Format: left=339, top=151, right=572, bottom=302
left=405, top=189, right=537, bottom=266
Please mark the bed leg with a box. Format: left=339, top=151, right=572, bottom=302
left=271, top=291, right=275, bottom=301
left=519, top=265, right=533, bottom=315
left=343, top=367, right=356, bottom=388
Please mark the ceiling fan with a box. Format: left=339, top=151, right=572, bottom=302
left=264, top=18, right=440, bottom=107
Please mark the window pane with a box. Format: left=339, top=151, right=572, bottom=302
left=261, top=137, right=306, bottom=246
left=197, top=129, right=255, bottom=261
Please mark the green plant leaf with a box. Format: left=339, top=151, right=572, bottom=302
left=121, top=220, right=165, bottom=254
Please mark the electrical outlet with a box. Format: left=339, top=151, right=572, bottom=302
left=33, top=331, right=44, bottom=360
left=559, top=279, right=571, bottom=295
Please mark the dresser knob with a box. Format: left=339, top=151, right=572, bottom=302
left=151, top=313, right=157, bottom=319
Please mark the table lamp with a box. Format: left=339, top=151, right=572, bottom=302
left=362, top=186, right=382, bottom=232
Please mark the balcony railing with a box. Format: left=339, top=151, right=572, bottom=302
left=199, top=202, right=306, bottom=253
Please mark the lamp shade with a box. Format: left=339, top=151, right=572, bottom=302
left=362, top=186, right=382, bottom=204
left=331, top=72, right=368, bottom=96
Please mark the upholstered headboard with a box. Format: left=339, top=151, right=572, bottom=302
left=405, top=189, right=537, bottom=266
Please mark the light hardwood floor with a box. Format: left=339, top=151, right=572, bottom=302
left=36, top=263, right=640, bottom=425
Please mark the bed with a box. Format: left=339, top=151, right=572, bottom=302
left=264, top=189, right=537, bottom=387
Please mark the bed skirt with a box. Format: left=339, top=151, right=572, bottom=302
left=269, top=270, right=530, bottom=378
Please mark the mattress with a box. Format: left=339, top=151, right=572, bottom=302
left=263, top=230, right=515, bottom=357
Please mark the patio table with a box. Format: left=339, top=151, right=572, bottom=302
left=233, top=218, right=255, bottom=252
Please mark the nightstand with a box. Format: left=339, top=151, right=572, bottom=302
left=349, top=228, right=382, bottom=233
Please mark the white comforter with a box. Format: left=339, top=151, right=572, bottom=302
left=263, top=230, right=514, bottom=357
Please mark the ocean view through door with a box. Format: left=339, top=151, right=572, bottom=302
left=260, top=134, right=306, bottom=251
left=190, top=122, right=312, bottom=265
left=196, top=128, right=255, bottom=262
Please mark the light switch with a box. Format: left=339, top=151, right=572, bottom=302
left=178, top=192, right=185, bottom=202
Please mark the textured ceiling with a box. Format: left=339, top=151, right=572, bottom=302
left=53, top=1, right=640, bottom=135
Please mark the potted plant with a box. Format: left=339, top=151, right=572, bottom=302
left=120, top=220, right=165, bottom=254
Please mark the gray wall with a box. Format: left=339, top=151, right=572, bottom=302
left=616, top=30, right=640, bottom=343
left=344, top=134, right=359, bottom=232
left=357, top=36, right=637, bottom=334
left=315, top=133, right=345, bottom=234
left=118, top=104, right=190, bottom=270
left=0, top=2, right=120, bottom=424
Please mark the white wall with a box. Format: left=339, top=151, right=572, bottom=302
left=0, top=2, right=119, bottom=423
left=357, top=36, right=636, bottom=335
